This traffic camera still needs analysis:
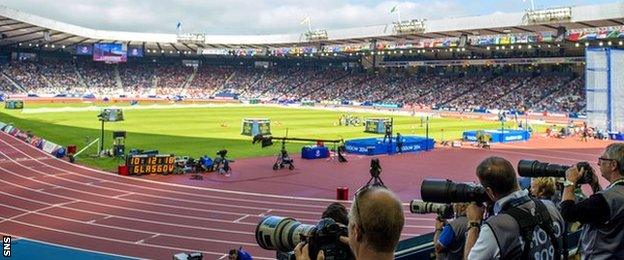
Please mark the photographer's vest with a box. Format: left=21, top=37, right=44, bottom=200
left=441, top=216, right=468, bottom=260
left=579, top=183, right=624, bottom=260
left=485, top=198, right=564, bottom=259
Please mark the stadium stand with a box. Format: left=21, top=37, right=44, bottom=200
left=0, top=58, right=591, bottom=113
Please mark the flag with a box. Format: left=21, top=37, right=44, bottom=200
left=390, top=6, right=398, bottom=13
left=43, top=31, right=51, bottom=42
left=300, top=17, right=310, bottom=25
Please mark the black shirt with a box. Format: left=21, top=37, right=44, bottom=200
left=560, top=193, right=610, bottom=225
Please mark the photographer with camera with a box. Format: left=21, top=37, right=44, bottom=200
left=464, top=156, right=564, bottom=259
left=560, top=143, right=624, bottom=259
left=434, top=203, right=469, bottom=260
left=322, top=202, right=349, bottom=226
left=293, top=186, right=404, bottom=260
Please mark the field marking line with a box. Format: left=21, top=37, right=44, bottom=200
left=0, top=132, right=354, bottom=204
left=233, top=214, right=250, bottom=223
left=494, top=143, right=602, bottom=157
left=0, top=176, right=262, bottom=227
left=0, top=219, right=244, bottom=258
left=0, top=150, right=271, bottom=219
left=135, top=234, right=160, bottom=244
left=487, top=148, right=590, bottom=162
left=0, top=135, right=344, bottom=211
left=0, top=201, right=75, bottom=224
left=0, top=188, right=255, bottom=236
left=0, top=200, right=259, bottom=247
left=0, top=232, right=142, bottom=260
left=114, top=192, right=135, bottom=198
left=0, top=136, right=450, bottom=223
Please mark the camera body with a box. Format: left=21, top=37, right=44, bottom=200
left=518, top=160, right=595, bottom=184
left=370, top=158, right=381, bottom=178
left=305, top=218, right=351, bottom=260
left=410, top=200, right=454, bottom=219
left=256, top=216, right=352, bottom=260
left=216, top=149, right=228, bottom=158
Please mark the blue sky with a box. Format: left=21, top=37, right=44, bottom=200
left=1, top=0, right=621, bottom=34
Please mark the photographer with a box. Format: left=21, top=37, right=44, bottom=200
left=396, top=133, right=403, bottom=153
left=294, top=186, right=404, bottom=260
left=560, top=143, right=624, bottom=258
left=465, top=157, right=564, bottom=259
left=322, top=202, right=349, bottom=226
left=434, top=203, right=469, bottom=260
left=530, top=177, right=559, bottom=203
left=228, top=247, right=252, bottom=260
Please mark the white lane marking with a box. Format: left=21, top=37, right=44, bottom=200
left=233, top=214, right=250, bottom=223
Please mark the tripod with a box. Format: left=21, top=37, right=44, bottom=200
left=365, top=158, right=385, bottom=187
left=273, top=139, right=294, bottom=171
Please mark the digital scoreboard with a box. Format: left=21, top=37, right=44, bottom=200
left=126, top=154, right=176, bottom=175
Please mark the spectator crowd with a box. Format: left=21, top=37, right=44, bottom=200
left=0, top=59, right=586, bottom=114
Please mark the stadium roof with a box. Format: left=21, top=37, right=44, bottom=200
left=0, top=2, right=623, bottom=54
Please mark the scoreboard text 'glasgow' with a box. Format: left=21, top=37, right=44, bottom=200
left=126, top=154, right=175, bottom=175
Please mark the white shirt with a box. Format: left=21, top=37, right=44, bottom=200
left=468, top=190, right=529, bottom=260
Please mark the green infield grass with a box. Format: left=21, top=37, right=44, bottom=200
left=0, top=103, right=538, bottom=171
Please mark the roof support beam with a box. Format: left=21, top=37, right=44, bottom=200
left=17, top=31, right=63, bottom=45
left=608, top=19, right=624, bottom=25
left=416, top=34, right=433, bottom=39
left=0, top=25, right=37, bottom=34
left=0, top=21, right=23, bottom=27
left=170, top=43, right=181, bottom=53
left=484, top=28, right=505, bottom=34
left=0, top=28, right=47, bottom=41
left=576, top=21, right=596, bottom=28
left=182, top=43, right=196, bottom=52
left=432, top=32, right=455, bottom=38
left=50, top=35, right=78, bottom=44
left=6, top=30, right=63, bottom=46
left=512, top=26, right=534, bottom=33
left=541, top=24, right=559, bottom=30
left=64, top=37, right=89, bottom=49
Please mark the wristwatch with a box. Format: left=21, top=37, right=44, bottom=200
left=563, top=180, right=576, bottom=188
left=468, top=221, right=481, bottom=229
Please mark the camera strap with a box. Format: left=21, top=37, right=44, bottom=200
left=501, top=198, right=562, bottom=260
left=608, top=178, right=624, bottom=189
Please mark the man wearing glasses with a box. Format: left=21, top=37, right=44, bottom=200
left=464, top=157, right=564, bottom=259
left=294, top=185, right=404, bottom=260
left=561, top=143, right=624, bottom=259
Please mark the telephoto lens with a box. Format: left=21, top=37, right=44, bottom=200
left=517, top=160, right=568, bottom=178
left=256, top=216, right=352, bottom=260
left=517, top=160, right=595, bottom=184
left=255, top=216, right=315, bottom=252
left=421, top=179, right=489, bottom=204
left=410, top=199, right=454, bottom=219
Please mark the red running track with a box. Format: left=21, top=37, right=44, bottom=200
left=0, top=132, right=437, bottom=259
left=0, top=131, right=613, bottom=259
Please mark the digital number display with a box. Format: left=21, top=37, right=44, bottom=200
left=126, top=155, right=175, bottom=175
